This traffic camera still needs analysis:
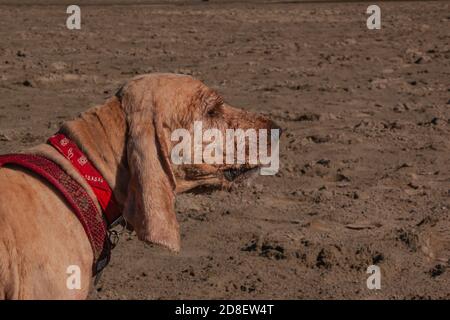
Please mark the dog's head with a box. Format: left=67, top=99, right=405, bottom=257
left=118, top=73, right=280, bottom=251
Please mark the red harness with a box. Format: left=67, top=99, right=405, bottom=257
left=0, top=134, right=121, bottom=274
left=47, top=134, right=121, bottom=226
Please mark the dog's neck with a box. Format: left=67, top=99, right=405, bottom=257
left=59, top=96, right=130, bottom=207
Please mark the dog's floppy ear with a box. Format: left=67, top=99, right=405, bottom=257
left=119, top=80, right=180, bottom=252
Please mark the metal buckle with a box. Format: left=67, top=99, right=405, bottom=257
left=108, top=230, right=120, bottom=249
left=107, top=218, right=127, bottom=249
left=109, top=215, right=124, bottom=229
left=94, top=217, right=126, bottom=285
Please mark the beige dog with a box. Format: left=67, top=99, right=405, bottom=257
left=0, top=73, right=279, bottom=299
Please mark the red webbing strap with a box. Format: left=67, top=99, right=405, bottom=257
left=0, top=154, right=110, bottom=274
left=47, top=133, right=121, bottom=227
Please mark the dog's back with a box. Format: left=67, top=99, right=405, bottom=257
left=0, top=171, right=19, bottom=299
left=0, top=166, right=93, bottom=299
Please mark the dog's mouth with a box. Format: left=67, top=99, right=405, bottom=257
left=223, top=165, right=259, bottom=182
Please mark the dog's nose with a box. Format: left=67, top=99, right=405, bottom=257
left=268, top=120, right=283, bottom=136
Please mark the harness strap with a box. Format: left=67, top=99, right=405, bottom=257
left=0, top=154, right=110, bottom=274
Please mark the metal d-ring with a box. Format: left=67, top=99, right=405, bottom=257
left=108, top=218, right=128, bottom=249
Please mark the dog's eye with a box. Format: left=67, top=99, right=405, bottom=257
left=207, top=105, right=219, bottom=117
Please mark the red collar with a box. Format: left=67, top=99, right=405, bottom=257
left=48, top=133, right=122, bottom=227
